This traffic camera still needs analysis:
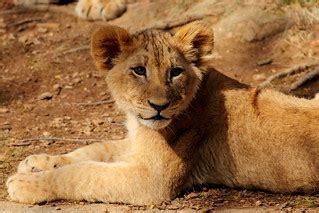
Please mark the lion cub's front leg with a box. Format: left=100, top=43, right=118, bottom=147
left=17, top=139, right=130, bottom=173
left=75, top=0, right=126, bottom=21
left=7, top=160, right=177, bottom=204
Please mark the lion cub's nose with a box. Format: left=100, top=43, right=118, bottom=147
left=148, top=100, right=170, bottom=112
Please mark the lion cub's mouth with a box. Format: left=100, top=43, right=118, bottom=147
left=140, top=114, right=170, bottom=121
left=137, top=113, right=172, bottom=129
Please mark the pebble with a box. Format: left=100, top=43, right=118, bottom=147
left=64, top=85, right=73, bottom=89
left=257, top=58, right=273, bottom=66
left=18, top=34, right=29, bottom=44
left=0, top=108, right=9, bottom=113
left=255, top=200, right=262, bottom=206
left=53, top=84, right=62, bottom=94
left=42, top=131, right=51, bottom=137
left=73, top=77, right=82, bottom=84
left=37, top=27, right=48, bottom=33
left=253, top=73, right=266, bottom=81
left=38, top=92, right=53, bottom=100
left=72, top=72, right=79, bottom=78
left=64, top=116, right=72, bottom=121
left=186, top=192, right=200, bottom=199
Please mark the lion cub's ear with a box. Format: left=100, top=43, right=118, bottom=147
left=91, top=25, right=131, bottom=71
left=174, top=21, right=214, bottom=66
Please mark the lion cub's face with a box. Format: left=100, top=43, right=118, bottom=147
left=91, top=22, right=214, bottom=129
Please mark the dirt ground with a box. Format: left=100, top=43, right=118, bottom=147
left=0, top=0, right=319, bottom=212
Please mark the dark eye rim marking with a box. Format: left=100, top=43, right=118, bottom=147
left=170, top=67, right=184, bottom=79
left=131, top=66, right=147, bottom=77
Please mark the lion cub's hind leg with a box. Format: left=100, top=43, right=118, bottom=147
left=17, top=139, right=130, bottom=173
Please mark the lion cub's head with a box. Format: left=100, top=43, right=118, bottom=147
left=91, top=21, right=214, bottom=129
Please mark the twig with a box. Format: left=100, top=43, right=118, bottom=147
left=18, top=137, right=103, bottom=144
left=141, top=13, right=212, bottom=31
left=258, top=62, right=319, bottom=88
left=62, top=45, right=90, bottom=55
left=73, top=100, right=115, bottom=106
left=288, top=68, right=319, bottom=92
left=9, top=18, right=44, bottom=27
left=8, top=141, right=32, bottom=147
left=54, top=45, right=90, bottom=58
left=1, top=4, right=76, bottom=16
left=0, top=8, right=30, bottom=15
left=150, top=14, right=207, bottom=30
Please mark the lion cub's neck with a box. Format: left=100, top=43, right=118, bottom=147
left=125, top=112, right=140, bottom=142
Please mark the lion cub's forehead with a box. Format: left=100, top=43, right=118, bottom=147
left=131, top=30, right=180, bottom=66
left=133, top=30, right=173, bottom=49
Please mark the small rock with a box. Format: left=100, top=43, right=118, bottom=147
left=0, top=108, right=9, bottom=113
left=64, top=85, right=73, bottom=89
left=64, top=116, right=72, bottom=121
left=257, top=58, right=273, bottom=66
left=286, top=207, right=293, bottom=212
left=37, top=27, right=48, bottom=33
left=6, top=33, right=15, bottom=41
left=73, top=78, right=82, bottom=84
left=93, top=119, right=104, bottom=126
left=42, top=131, right=51, bottom=137
left=18, top=34, right=29, bottom=44
left=32, top=38, right=41, bottom=45
left=53, top=84, right=62, bottom=94
left=253, top=73, right=266, bottom=81
left=280, top=202, right=289, bottom=209
left=38, top=92, right=53, bottom=100
left=186, top=192, right=200, bottom=199
left=255, top=200, right=262, bottom=206
left=72, top=72, right=79, bottom=78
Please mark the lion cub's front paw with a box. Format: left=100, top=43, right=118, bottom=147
left=18, top=154, right=70, bottom=173
left=75, top=0, right=126, bottom=21
left=6, top=172, right=54, bottom=204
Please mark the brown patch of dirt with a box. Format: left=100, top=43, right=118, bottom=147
left=0, top=1, right=318, bottom=211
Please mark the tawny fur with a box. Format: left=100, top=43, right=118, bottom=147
left=14, top=0, right=128, bottom=21
left=7, top=21, right=319, bottom=205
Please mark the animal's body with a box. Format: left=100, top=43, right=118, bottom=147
left=7, top=22, right=319, bottom=205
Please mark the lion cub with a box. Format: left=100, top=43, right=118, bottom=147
left=7, top=21, right=319, bottom=205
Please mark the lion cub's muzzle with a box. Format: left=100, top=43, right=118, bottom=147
left=144, top=100, right=171, bottom=120
left=138, top=100, right=173, bottom=129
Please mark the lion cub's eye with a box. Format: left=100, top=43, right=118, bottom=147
left=170, top=67, right=184, bottom=78
left=131, top=66, right=146, bottom=76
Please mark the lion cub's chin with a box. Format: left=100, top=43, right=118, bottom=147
left=139, top=118, right=172, bottom=130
